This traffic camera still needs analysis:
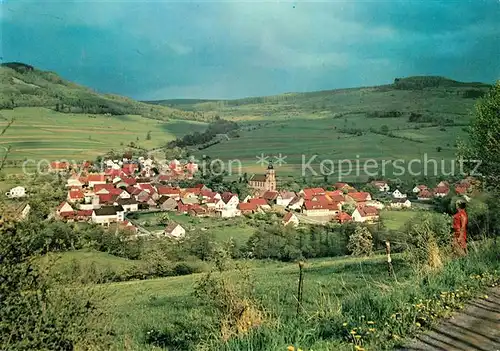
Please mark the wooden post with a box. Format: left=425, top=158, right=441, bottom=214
left=296, top=261, right=304, bottom=316
left=385, top=241, right=394, bottom=277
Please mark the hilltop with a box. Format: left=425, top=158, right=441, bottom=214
left=147, top=76, right=490, bottom=117
left=0, top=62, right=209, bottom=122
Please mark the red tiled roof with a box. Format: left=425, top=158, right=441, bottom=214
left=348, top=192, right=371, bottom=202
left=283, top=212, right=295, bottom=222
left=50, top=161, right=69, bottom=170
left=249, top=198, right=268, bottom=206
left=76, top=210, right=93, bottom=217
left=68, top=189, right=84, bottom=200
left=87, top=174, right=106, bottom=182
left=329, top=195, right=345, bottom=203
left=238, top=202, right=258, bottom=211
left=356, top=206, right=379, bottom=217
left=59, top=211, right=75, bottom=218
left=326, top=190, right=343, bottom=197
left=94, top=184, right=116, bottom=193
left=99, top=194, right=117, bottom=204
left=334, top=182, right=349, bottom=190
left=304, top=200, right=338, bottom=210
left=418, top=189, right=433, bottom=198
left=455, top=186, right=467, bottom=195
left=138, top=183, right=156, bottom=194
left=434, top=186, right=449, bottom=194
left=302, top=187, right=325, bottom=199
left=221, top=192, right=237, bottom=204
left=262, top=191, right=278, bottom=201
left=121, top=177, right=136, bottom=186
left=157, top=186, right=180, bottom=195
left=337, top=211, right=352, bottom=222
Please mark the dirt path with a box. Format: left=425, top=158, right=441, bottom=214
left=402, top=287, right=500, bottom=351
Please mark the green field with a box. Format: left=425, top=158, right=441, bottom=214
left=133, top=212, right=256, bottom=246
left=380, top=210, right=420, bottom=231
left=0, top=107, right=207, bottom=162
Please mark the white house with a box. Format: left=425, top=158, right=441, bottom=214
left=276, top=191, right=296, bottom=207
left=288, top=196, right=304, bottom=211
left=392, top=189, right=407, bottom=199
left=412, top=185, right=427, bottom=193
left=164, top=222, right=186, bottom=238
left=390, top=198, right=412, bottom=209
left=91, top=205, right=125, bottom=225
left=352, top=206, right=379, bottom=223
left=115, top=198, right=139, bottom=212
left=282, top=212, right=299, bottom=227
left=66, top=175, right=85, bottom=188
left=366, top=200, right=385, bottom=210
left=371, top=181, right=390, bottom=192
left=5, top=186, right=26, bottom=198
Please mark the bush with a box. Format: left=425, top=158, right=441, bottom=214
left=347, top=226, right=373, bottom=256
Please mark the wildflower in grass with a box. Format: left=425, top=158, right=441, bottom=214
left=342, top=322, right=348, bottom=327
left=287, top=346, right=295, bottom=351
left=415, top=322, right=421, bottom=327
left=354, top=346, right=365, bottom=351
left=350, top=330, right=357, bottom=335
left=354, top=335, right=361, bottom=339
left=368, top=328, right=375, bottom=332
left=367, top=321, right=375, bottom=325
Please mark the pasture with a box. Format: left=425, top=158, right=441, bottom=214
left=195, top=116, right=467, bottom=181
left=380, top=209, right=420, bottom=231
left=132, top=212, right=256, bottom=246
left=0, top=107, right=207, bottom=163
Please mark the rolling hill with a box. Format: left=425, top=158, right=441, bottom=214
left=145, top=76, right=491, bottom=181
left=0, top=62, right=209, bottom=122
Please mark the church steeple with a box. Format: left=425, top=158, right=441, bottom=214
left=267, top=160, right=274, bottom=170
left=266, top=161, right=276, bottom=191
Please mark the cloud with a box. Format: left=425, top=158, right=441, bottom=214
left=2, top=0, right=499, bottom=99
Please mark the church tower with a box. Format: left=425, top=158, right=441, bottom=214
left=265, top=161, right=276, bottom=191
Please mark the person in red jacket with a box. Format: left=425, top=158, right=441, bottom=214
left=452, top=200, right=468, bottom=255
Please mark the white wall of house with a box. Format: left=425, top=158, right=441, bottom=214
left=303, top=208, right=337, bottom=217
left=165, top=225, right=186, bottom=238
left=67, top=179, right=83, bottom=188
left=392, top=190, right=407, bottom=199
left=224, top=196, right=239, bottom=209
left=88, top=180, right=106, bottom=188
left=5, top=186, right=26, bottom=198
left=219, top=208, right=241, bottom=218
left=121, top=203, right=139, bottom=212
left=277, top=196, right=294, bottom=207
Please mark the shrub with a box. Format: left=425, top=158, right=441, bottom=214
left=347, top=226, right=373, bottom=256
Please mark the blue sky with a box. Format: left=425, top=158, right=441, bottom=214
left=2, top=0, right=499, bottom=99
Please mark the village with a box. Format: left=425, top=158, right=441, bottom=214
left=3, top=153, right=477, bottom=239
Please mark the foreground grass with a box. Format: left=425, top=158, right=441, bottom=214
left=96, top=240, right=499, bottom=350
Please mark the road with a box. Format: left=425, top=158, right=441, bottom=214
left=401, top=287, right=500, bottom=351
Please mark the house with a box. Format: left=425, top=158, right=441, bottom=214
left=50, top=161, right=69, bottom=172
left=412, top=185, right=428, bottom=193
left=261, top=190, right=279, bottom=203
left=87, top=174, right=107, bottom=188
left=98, top=194, right=118, bottom=205
left=158, top=196, right=178, bottom=211
left=221, top=192, right=239, bottom=208
left=94, top=184, right=117, bottom=195
left=336, top=211, right=352, bottom=224
left=238, top=202, right=260, bottom=215
left=437, top=181, right=449, bottom=188
left=164, top=222, right=186, bottom=238
left=156, top=186, right=181, bottom=200
left=352, top=206, right=379, bottom=223
left=276, top=191, right=297, bottom=207
left=299, top=187, right=325, bottom=200
left=248, top=198, right=271, bottom=211
left=433, top=186, right=449, bottom=198
left=303, top=200, right=340, bottom=217
left=346, top=192, right=372, bottom=203
left=371, top=180, right=390, bottom=192
left=454, top=185, right=468, bottom=195
left=67, top=189, right=84, bottom=203
left=56, top=201, right=74, bottom=217
left=91, top=205, right=125, bottom=225
left=282, top=212, right=299, bottom=227
left=75, top=210, right=93, bottom=222
left=366, top=200, right=385, bottom=210
left=417, top=189, right=433, bottom=201
left=5, top=186, right=26, bottom=199
left=334, top=182, right=356, bottom=192
left=189, top=206, right=209, bottom=217
left=115, top=198, right=139, bottom=212
left=248, top=163, right=276, bottom=192
left=288, top=196, right=304, bottom=211
left=390, top=198, right=412, bottom=209
left=391, top=189, right=407, bottom=199
left=2, top=202, right=31, bottom=221
left=66, top=174, right=86, bottom=188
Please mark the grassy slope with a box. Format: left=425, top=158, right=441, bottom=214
left=150, top=77, right=489, bottom=180
left=0, top=64, right=202, bottom=121
left=0, top=107, right=207, bottom=162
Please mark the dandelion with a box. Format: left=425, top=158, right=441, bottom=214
left=367, top=321, right=375, bottom=325
left=368, top=328, right=376, bottom=332
left=354, top=346, right=365, bottom=351
left=343, top=322, right=348, bottom=327
left=350, top=330, right=357, bottom=335
left=287, top=346, right=295, bottom=351
left=483, top=295, right=489, bottom=299
left=354, top=335, right=362, bottom=339
left=415, top=322, right=421, bottom=327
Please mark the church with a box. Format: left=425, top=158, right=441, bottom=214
left=248, top=162, right=276, bottom=192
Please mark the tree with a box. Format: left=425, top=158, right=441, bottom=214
left=380, top=124, right=389, bottom=134
left=146, top=131, right=152, bottom=140
left=460, top=81, right=500, bottom=191
left=346, top=226, right=373, bottom=256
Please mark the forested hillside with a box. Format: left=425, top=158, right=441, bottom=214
left=0, top=62, right=211, bottom=121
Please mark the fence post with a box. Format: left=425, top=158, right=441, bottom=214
left=296, top=261, right=304, bottom=316
left=385, top=241, right=394, bottom=277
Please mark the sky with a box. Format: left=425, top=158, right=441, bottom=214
left=2, top=0, right=499, bottom=100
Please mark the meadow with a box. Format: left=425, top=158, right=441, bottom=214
left=97, top=240, right=500, bottom=351
left=0, top=107, right=207, bottom=167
